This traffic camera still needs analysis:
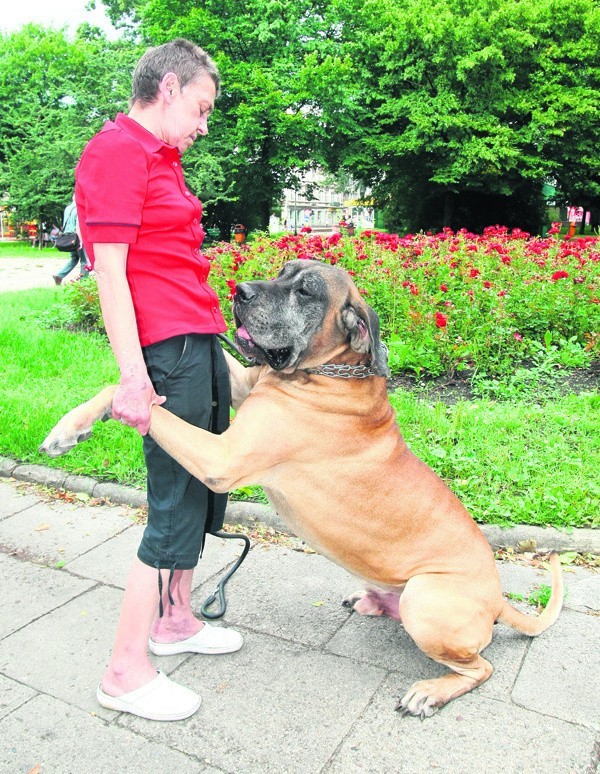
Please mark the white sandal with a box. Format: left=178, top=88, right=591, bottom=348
left=96, top=671, right=201, bottom=721
left=149, top=623, right=244, bottom=655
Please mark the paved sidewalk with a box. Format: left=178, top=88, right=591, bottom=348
left=0, top=476, right=598, bottom=774
left=0, top=255, right=68, bottom=292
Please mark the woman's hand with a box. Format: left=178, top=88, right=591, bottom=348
left=112, top=373, right=166, bottom=435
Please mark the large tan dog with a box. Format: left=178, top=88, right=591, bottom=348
left=40, top=259, right=563, bottom=718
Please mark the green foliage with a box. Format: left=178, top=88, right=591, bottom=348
left=108, top=0, right=356, bottom=233
left=1, top=1, right=600, bottom=234
left=527, top=584, right=552, bottom=609
left=0, top=25, right=141, bottom=230
left=39, top=276, right=105, bottom=334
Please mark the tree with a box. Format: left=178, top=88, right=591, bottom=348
left=330, top=0, right=600, bottom=233
left=101, top=0, right=354, bottom=233
left=0, top=25, right=139, bottom=236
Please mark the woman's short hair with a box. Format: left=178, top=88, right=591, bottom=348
left=131, top=38, right=221, bottom=106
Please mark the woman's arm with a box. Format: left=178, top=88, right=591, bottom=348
left=93, top=243, right=165, bottom=434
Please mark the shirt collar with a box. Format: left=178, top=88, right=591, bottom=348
left=112, top=113, right=180, bottom=157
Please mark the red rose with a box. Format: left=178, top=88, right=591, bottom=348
left=435, top=312, right=448, bottom=328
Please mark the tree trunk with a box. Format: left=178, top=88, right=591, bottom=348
left=443, top=192, right=454, bottom=229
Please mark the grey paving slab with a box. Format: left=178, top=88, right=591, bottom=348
left=512, top=608, right=600, bottom=731
left=0, top=674, right=37, bottom=721
left=120, top=630, right=386, bottom=774
left=0, top=498, right=135, bottom=565
left=0, top=478, right=42, bottom=520
left=0, top=693, right=216, bottom=774
left=0, top=583, right=208, bottom=723
left=497, top=560, right=553, bottom=597
left=0, top=553, right=95, bottom=639
left=0, top=585, right=123, bottom=719
left=66, top=527, right=247, bottom=592
left=326, top=675, right=597, bottom=774
left=498, top=559, right=599, bottom=609
left=326, top=612, right=529, bottom=703
left=63, top=522, right=146, bottom=587
left=193, top=543, right=356, bottom=646
left=565, top=572, right=600, bottom=613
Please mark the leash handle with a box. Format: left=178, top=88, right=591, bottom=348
left=200, top=530, right=251, bottom=619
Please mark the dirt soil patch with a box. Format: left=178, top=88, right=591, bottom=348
left=387, top=361, right=600, bottom=403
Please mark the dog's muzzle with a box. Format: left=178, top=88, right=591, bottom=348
left=233, top=283, right=294, bottom=370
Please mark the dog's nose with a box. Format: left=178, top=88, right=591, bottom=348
left=235, top=283, right=257, bottom=303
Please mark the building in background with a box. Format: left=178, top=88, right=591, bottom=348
left=271, top=170, right=375, bottom=233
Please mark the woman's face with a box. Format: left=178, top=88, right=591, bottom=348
left=165, top=73, right=216, bottom=153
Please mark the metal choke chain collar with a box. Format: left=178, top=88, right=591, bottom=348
left=304, top=343, right=389, bottom=379
left=303, top=363, right=377, bottom=379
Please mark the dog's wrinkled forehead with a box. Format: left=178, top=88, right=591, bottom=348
left=275, top=260, right=352, bottom=298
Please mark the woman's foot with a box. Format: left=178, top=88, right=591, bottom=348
left=149, top=622, right=244, bottom=655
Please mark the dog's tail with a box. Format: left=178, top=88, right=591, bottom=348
left=497, top=552, right=563, bottom=636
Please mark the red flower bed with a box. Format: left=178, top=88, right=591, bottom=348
left=205, top=223, right=600, bottom=378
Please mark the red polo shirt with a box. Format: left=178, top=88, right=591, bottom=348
left=75, top=113, right=226, bottom=347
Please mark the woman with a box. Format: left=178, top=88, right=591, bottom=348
left=75, top=39, right=243, bottom=722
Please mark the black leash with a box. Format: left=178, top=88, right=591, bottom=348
left=199, top=333, right=253, bottom=619
left=200, top=530, right=252, bottom=619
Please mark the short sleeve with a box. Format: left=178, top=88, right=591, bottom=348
left=76, top=127, right=149, bottom=244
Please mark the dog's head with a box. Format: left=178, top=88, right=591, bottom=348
left=232, top=260, right=389, bottom=376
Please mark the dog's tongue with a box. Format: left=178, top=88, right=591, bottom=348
left=236, top=325, right=252, bottom=341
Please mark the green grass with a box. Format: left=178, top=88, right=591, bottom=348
left=0, top=287, right=598, bottom=529
left=389, top=390, right=600, bottom=529
left=0, top=288, right=145, bottom=486
left=0, top=241, right=55, bottom=259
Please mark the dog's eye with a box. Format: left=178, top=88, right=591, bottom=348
left=295, top=285, right=312, bottom=298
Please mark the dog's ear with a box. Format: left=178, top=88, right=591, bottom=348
left=341, top=303, right=390, bottom=377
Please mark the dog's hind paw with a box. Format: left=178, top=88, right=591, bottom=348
left=395, top=681, right=440, bottom=719
left=342, top=592, right=363, bottom=609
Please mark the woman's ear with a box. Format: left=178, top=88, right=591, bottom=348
left=159, top=72, right=179, bottom=101
left=341, top=303, right=390, bottom=377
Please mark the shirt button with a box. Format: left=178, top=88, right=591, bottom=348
left=192, top=218, right=198, bottom=225
left=172, top=161, right=178, bottom=168
left=185, top=190, right=191, bottom=196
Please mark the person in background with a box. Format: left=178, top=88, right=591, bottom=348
left=52, top=196, right=89, bottom=285
left=74, top=39, right=243, bottom=722
left=49, top=224, right=60, bottom=246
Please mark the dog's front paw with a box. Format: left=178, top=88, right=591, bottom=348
left=39, top=409, right=97, bottom=457
left=396, top=680, right=441, bottom=720
left=39, top=428, right=93, bottom=457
